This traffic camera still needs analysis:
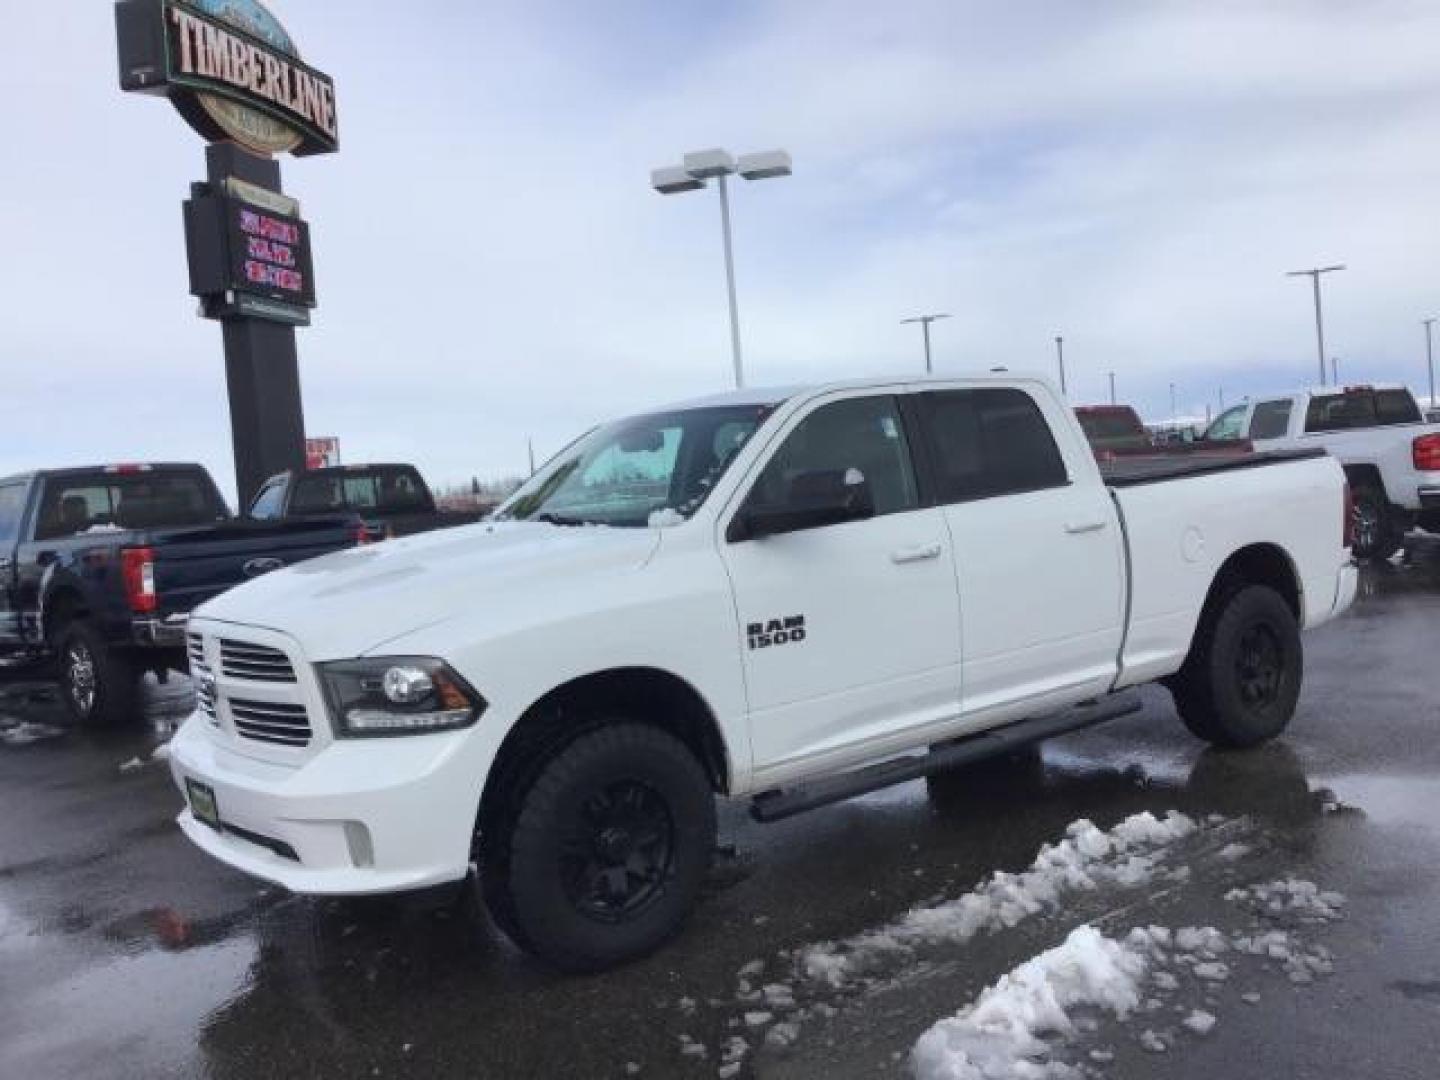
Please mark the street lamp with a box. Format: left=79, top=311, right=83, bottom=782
left=1169, top=382, right=1177, bottom=419
left=1286, top=264, right=1345, bottom=385
left=1107, top=371, right=1117, bottom=405
left=901, top=313, right=950, bottom=374
left=1424, top=317, right=1437, bottom=409
left=1054, top=335, right=1067, bottom=396
left=651, top=147, right=792, bottom=389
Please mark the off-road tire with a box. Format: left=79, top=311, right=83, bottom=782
left=1169, top=584, right=1302, bottom=749
left=56, top=620, right=139, bottom=728
left=481, top=723, right=716, bottom=972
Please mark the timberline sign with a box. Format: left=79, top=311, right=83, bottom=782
left=116, top=0, right=338, bottom=157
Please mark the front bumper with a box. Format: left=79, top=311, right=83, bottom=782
left=167, top=714, right=483, bottom=895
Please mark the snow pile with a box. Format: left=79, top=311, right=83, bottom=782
left=646, top=508, right=685, bottom=528
left=0, top=720, right=67, bottom=746
left=800, top=811, right=1199, bottom=988
left=1225, top=879, right=1345, bottom=923
left=910, top=925, right=1149, bottom=1080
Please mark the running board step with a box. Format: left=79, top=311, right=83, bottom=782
left=749, top=690, right=1143, bottom=823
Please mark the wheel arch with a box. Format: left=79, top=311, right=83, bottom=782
left=1181, top=542, right=1303, bottom=669
left=478, top=666, right=732, bottom=846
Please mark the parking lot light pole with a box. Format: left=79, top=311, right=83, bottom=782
left=901, top=313, right=950, bottom=374
left=1424, top=318, right=1437, bottom=409
left=651, top=148, right=793, bottom=389
left=1054, top=335, right=1067, bottom=396
left=1286, top=265, right=1345, bottom=385
left=1108, top=371, right=1117, bottom=405
left=1169, top=382, right=1177, bottom=419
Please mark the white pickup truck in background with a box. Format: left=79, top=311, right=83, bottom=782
left=1204, top=384, right=1440, bottom=559
left=169, top=375, right=1357, bottom=971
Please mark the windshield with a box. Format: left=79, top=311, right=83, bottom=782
left=496, top=404, right=775, bottom=527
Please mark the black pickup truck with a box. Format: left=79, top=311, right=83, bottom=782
left=246, top=463, right=487, bottom=540
left=0, top=463, right=363, bottom=725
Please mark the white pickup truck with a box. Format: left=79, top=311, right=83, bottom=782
left=1204, top=384, right=1440, bottom=559
left=170, top=375, right=1357, bottom=970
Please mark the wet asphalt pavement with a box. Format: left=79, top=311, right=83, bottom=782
left=3, top=543, right=1440, bottom=1079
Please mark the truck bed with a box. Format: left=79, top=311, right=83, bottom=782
left=1100, top=448, right=1327, bottom=487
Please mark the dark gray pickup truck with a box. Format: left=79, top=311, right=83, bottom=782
left=246, top=463, right=487, bottom=541
left=0, top=463, right=364, bottom=725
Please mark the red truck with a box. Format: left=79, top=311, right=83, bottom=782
left=1075, top=406, right=1252, bottom=463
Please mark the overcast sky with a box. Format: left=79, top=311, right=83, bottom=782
left=4, top=1, right=1440, bottom=500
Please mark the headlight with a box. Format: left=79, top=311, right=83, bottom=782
left=318, top=657, right=485, bottom=737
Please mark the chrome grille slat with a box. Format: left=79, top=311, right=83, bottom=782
left=229, top=696, right=312, bottom=747
left=219, top=639, right=296, bottom=683
left=187, top=632, right=218, bottom=723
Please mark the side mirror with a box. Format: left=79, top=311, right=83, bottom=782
left=730, top=468, right=874, bottom=542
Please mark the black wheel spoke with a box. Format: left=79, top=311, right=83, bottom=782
left=558, top=778, right=676, bottom=922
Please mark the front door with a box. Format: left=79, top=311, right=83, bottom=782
left=0, top=482, right=27, bottom=647
left=720, top=392, right=962, bottom=781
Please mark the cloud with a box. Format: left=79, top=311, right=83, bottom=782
left=3, top=0, right=1439, bottom=498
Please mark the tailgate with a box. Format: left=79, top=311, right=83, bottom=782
left=148, top=519, right=357, bottom=615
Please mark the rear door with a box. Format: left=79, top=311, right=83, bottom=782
left=720, top=391, right=962, bottom=779
left=914, top=386, right=1125, bottom=717
left=0, top=480, right=29, bottom=645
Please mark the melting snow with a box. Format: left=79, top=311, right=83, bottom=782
left=910, top=925, right=1149, bottom=1080
left=799, top=811, right=1198, bottom=988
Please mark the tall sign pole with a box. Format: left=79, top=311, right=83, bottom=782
left=115, top=0, right=338, bottom=506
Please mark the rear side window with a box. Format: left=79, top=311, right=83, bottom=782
left=0, top=482, right=26, bottom=545
left=919, top=389, right=1069, bottom=503
left=1305, top=390, right=1422, bottom=432
left=1248, top=399, right=1293, bottom=439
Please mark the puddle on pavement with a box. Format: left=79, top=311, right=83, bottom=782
left=1317, top=774, right=1440, bottom=829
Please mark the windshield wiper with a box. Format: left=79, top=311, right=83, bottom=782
left=531, top=512, right=588, bottom=527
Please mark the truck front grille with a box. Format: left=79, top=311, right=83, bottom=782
left=219, top=639, right=297, bottom=683
left=187, top=632, right=218, bottom=723
left=229, top=699, right=312, bottom=747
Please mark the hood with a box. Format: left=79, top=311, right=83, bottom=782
left=194, top=520, right=661, bottom=658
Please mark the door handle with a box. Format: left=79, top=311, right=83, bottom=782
left=890, top=542, right=942, bottom=564
left=1064, top=520, right=1108, bottom=535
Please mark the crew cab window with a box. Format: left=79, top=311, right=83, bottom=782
left=747, top=396, right=918, bottom=517
left=919, top=388, right=1068, bottom=503
left=1248, top=399, right=1293, bottom=439
left=0, top=483, right=25, bottom=545
left=34, top=473, right=222, bottom=539
left=1205, top=404, right=1249, bottom=442
left=249, top=481, right=285, bottom=520
left=1305, top=390, right=1422, bottom=431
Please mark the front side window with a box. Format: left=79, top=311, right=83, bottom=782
left=1205, top=404, right=1249, bottom=442
left=249, top=481, right=286, bottom=520
left=1248, top=399, right=1294, bottom=440
left=746, top=396, right=919, bottom=518
left=920, top=389, right=1069, bottom=503
left=0, top=483, right=26, bottom=545
left=497, top=404, right=773, bottom=527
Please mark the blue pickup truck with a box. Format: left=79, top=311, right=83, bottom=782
left=0, top=463, right=363, bottom=726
